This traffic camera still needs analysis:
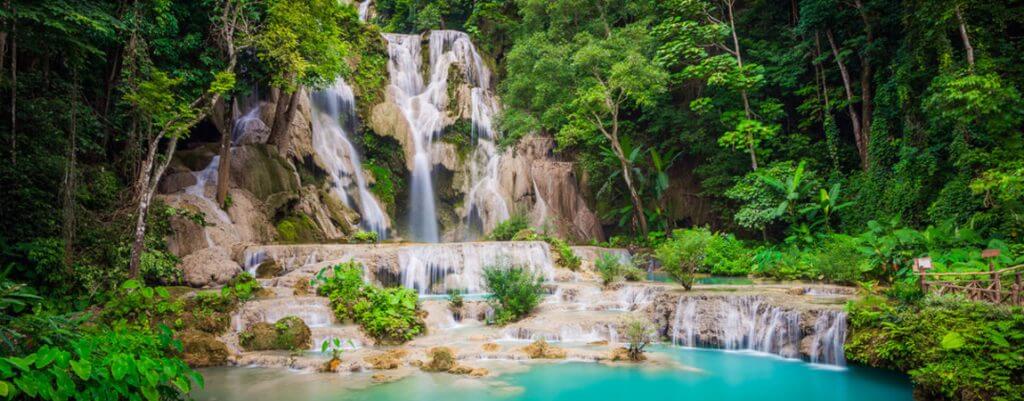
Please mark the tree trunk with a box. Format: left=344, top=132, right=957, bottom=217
left=726, top=1, right=758, bottom=171
left=9, top=13, right=15, bottom=165
left=855, top=0, right=873, bottom=168
left=607, top=129, right=649, bottom=236
left=269, top=86, right=301, bottom=155
left=62, top=82, right=77, bottom=270
left=955, top=6, right=974, bottom=70
left=825, top=30, right=867, bottom=170
left=214, top=98, right=232, bottom=204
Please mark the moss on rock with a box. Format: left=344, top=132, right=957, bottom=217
left=255, top=260, right=282, bottom=279
left=275, top=213, right=321, bottom=243
left=179, top=330, right=229, bottom=367
left=420, top=347, right=457, bottom=372
left=239, top=316, right=311, bottom=351
left=521, top=339, right=567, bottom=359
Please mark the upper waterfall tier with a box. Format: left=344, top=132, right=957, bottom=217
left=383, top=30, right=508, bottom=242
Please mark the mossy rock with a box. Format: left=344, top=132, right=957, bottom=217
left=239, top=316, right=311, bottom=351
left=276, top=214, right=322, bottom=243
left=229, top=144, right=301, bottom=211
left=421, top=347, right=456, bottom=372
left=255, top=260, right=282, bottom=279
left=179, top=330, right=229, bottom=367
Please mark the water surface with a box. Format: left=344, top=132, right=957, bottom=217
left=195, top=347, right=912, bottom=401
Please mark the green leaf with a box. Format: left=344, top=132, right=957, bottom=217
left=0, top=380, right=9, bottom=397
left=141, top=385, right=159, bottom=401
left=121, top=280, right=141, bottom=290
left=941, top=331, right=965, bottom=350
left=70, top=360, right=91, bottom=380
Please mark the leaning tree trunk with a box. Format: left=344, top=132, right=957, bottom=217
left=825, top=30, right=867, bottom=170
left=212, top=97, right=232, bottom=205
left=607, top=130, right=649, bottom=236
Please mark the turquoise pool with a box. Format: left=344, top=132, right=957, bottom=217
left=194, top=347, right=913, bottom=401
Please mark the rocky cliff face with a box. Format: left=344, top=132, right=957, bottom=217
left=498, top=136, right=604, bottom=242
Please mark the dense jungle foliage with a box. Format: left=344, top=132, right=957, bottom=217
left=1, top=0, right=1023, bottom=400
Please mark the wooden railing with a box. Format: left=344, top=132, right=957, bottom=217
left=920, top=264, right=1024, bottom=306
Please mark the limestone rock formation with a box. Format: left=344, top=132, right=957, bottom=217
left=498, top=135, right=604, bottom=242
left=179, top=247, right=242, bottom=287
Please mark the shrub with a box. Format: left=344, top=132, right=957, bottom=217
left=223, top=272, right=262, bottom=302
left=315, top=262, right=424, bottom=343
left=596, top=252, right=622, bottom=286
left=546, top=236, right=581, bottom=270
left=622, top=314, right=656, bottom=362
left=352, top=286, right=422, bottom=343
left=447, top=288, right=464, bottom=308
left=654, top=229, right=714, bottom=290
left=807, top=234, right=868, bottom=284
left=352, top=230, right=379, bottom=244
left=0, top=324, right=201, bottom=401
left=704, top=233, right=751, bottom=276
left=749, top=246, right=814, bottom=280
left=621, top=261, right=646, bottom=281
left=483, top=264, right=544, bottom=325
left=487, top=214, right=530, bottom=241
left=847, top=295, right=1024, bottom=400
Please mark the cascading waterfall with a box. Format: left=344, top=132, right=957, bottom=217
left=385, top=33, right=442, bottom=242
left=809, top=311, right=847, bottom=365
left=310, top=78, right=390, bottom=238
left=395, top=242, right=554, bottom=294
left=669, top=296, right=808, bottom=361
left=185, top=156, right=232, bottom=227
left=671, top=297, right=698, bottom=347
left=231, top=87, right=265, bottom=144
left=383, top=30, right=509, bottom=241
left=357, top=0, right=371, bottom=21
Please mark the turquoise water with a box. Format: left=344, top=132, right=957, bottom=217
left=195, top=347, right=912, bottom=401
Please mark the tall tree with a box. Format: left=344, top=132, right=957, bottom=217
left=257, top=0, right=352, bottom=156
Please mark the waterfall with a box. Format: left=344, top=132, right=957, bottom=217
left=671, top=297, right=698, bottom=347
left=394, top=242, right=554, bottom=294
left=385, top=33, right=442, bottom=242
left=669, top=296, right=803, bottom=360
left=383, top=30, right=509, bottom=241
left=231, top=88, right=265, bottom=145
left=185, top=156, right=231, bottom=225
left=463, top=87, right=509, bottom=239
left=357, top=0, right=371, bottom=21
left=310, top=78, right=390, bottom=238
left=809, top=311, right=847, bottom=366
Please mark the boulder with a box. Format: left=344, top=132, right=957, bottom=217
left=255, top=260, right=281, bottom=279
left=179, top=247, right=242, bottom=287
left=239, top=316, right=312, bottom=351
left=520, top=339, right=567, bottom=359
left=229, top=144, right=301, bottom=213
left=178, top=330, right=229, bottom=367
left=365, top=349, right=408, bottom=370
left=420, top=347, right=457, bottom=372
left=369, top=98, right=415, bottom=171
left=159, top=172, right=197, bottom=194
left=481, top=343, right=500, bottom=352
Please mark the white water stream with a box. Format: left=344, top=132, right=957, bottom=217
left=310, top=78, right=390, bottom=238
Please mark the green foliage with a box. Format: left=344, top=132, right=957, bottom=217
left=655, top=228, right=752, bottom=286
left=446, top=289, right=464, bottom=309
left=275, top=214, right=321, bottom=243
left=254, top=0, right=354, bottom=91
left=487, top=215, right=529, bottom=241
left=847, top=296, right=1024, bottom=400
left=0, top=325, right=201, bottom=401
left=483, top=264, right=544, bottom=325
left=547, top=237, right=581, bottom=271
left=351, top=230, right=379, bottom=244
left=363, top=161, right=397, bottom=209
left=314, top=262, right=424, bottom=343
left=101, top=280, right=181, bottom=330
left=222, top=273, right=262, bottom=302
left=596, top=253, right=623, bottom=286
left=239, top=316, right=310, bottom=351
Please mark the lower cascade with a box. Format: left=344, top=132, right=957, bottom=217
left=667, top=295, right=847, bottom=365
